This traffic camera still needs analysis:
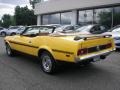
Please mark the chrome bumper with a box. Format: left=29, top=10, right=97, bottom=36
left=75, top=50, right=114, bottom=62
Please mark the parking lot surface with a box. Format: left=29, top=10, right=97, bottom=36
left=0, top=37, right=120, bottom=90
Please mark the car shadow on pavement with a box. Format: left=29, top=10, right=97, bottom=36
left=11, top=52, right=110, bottom=76
left=2, top=51, right=114, bottom=80
left=115, top=48, right=120, bottom=52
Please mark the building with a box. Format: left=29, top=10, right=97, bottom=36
left=34, top=0, right=120, bottom=28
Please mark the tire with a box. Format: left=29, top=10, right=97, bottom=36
left=6, top=44, right=15, bottom=56
left=40, top=51, right=57, bottom=74
left=1, top=32, right=6, bottom=36
left=11, top=33, right=16, bottom=36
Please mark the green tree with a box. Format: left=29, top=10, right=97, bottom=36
left=11, top=16, right=16, bottom=26
left=98, top=12, right=112, bottom=28
left=113, top=12, right=120, bottom=27
left=1, top=14, right=14, bottom=28
left=0, top=20, right=2, bottom=26
left=14, top=6, right=37, bottom=25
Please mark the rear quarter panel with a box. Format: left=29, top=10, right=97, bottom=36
left=39, top=36, right=79, bottom=62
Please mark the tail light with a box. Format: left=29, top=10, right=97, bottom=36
left=106, top=43, right=112, bottom=48
left=77, top=48, right=88, bottom=56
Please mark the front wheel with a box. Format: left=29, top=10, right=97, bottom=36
left=6, top=44, right=15, bottom=56
left=40, top=51, right=57, bottom=74
left=1, top=32, right=6, bottom=36
left=11, top=33, right=16, bottom=36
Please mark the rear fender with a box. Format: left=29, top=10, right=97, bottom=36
left=38, top=46, right=54, bottom=58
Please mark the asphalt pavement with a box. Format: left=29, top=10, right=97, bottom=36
left=0, top=37, right=120, bottom=90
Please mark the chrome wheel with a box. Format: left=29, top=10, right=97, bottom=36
left=42, top=55, right=52, bottom=72
left=6, top=44, right=11, bottom=55
left=40, top=51, right=57, bottom=74
left=6, top=44, right=14, bottom=56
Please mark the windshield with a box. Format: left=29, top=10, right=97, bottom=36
left=108, top=25, right=120, bottom=32
left=76, top=25, right=93, bottom=32
left=22, top=26, right=54, bottom=36
left=55, top=25, right=73, bottom=32
left=55, top=25, right=80, bottom=33
left=46, top=24, right=61, bottom=28
left=9, top=26, right=20, bottom=29
left=18, top=27, right=25, bottom=31
left=112, top=27, right=120, bottom=32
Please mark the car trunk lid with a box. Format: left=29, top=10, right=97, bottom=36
left=76, top=34, right=114, bottom=56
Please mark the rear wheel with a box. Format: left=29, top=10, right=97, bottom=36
left=11, top=33, right=16, bottom=36
left=40, top=51, right=57, bottom=74
left=1, top=32, right=6, bottom=36
left=6, top=44, right=15, bottom=56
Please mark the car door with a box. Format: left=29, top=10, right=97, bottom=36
left=12, top=27, right=40, bottom=56
left=12, top=26, right=54, bottom=56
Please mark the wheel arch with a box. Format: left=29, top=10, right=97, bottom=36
left=4, top=40, right=12, bottom=48
left=1, top=31, right=6, bottom=35
left=11, top=32, right=16, bottom=35
left=1, top=31, right=5, bottom=33
left=5, top=40, right=10, bottom=45
left=38, top=46, right=55, bottom=59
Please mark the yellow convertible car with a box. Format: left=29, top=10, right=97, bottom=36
left=4, top=25, right=115, bottom=74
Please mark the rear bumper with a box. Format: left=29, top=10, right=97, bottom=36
left=75, top=50, right=114, bottom=62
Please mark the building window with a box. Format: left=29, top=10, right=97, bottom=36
left=61, top=12, right=72, bottom=25
left=49, top=13, right=60, bottom=24
left=42, top=12, right=72, bottom=25
left=78, top=10, right=93, bottom=25
left=42, top=13, right=60, bottom=25
left=94, top=8, right=112, bottom=28
left=78, top=11, right=86, bottom=25
left=78, top=8, right=113, bottom=28
left=113, top=6, right=120, bottom=27
left=41, top=7, right=119, bottom=29
left=85, top=10, right=93, bottom=24
left=42, top=15, right=50, bottom=25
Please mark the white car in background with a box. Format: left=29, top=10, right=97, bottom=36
left=75, top=24, right=107, bottom=34
left=0, top=28, right=8, bottom=36
left=6, top=26, right=25, bottom=36
left=103, top=25, right=120, bottom=49
left=54, top=25, right=80, bottom=33
left=0, top=27, right=4, bottom=31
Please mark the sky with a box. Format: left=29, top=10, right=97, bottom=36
left=0, top=0, right=32, bottom=19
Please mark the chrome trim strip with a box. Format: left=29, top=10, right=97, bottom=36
left=52, top=49, right=74, bottom=54
left=9, top=41, right=39, bottom=48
